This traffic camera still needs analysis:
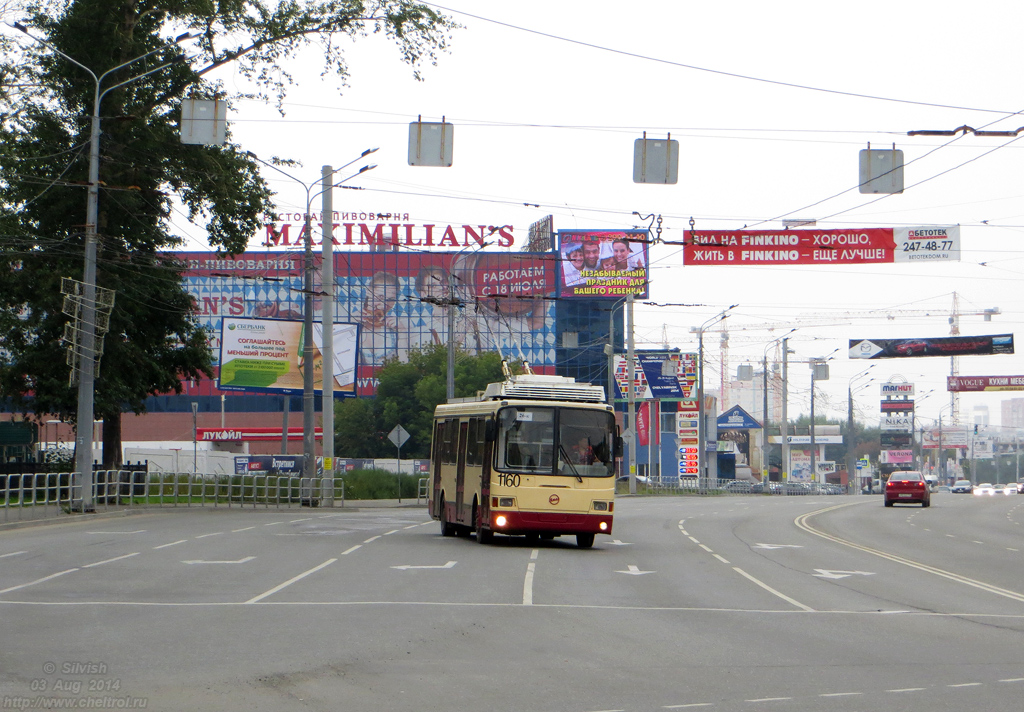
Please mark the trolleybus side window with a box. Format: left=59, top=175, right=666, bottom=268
left=442, top=418, right=459, bottom=465
left=466, top=418, right=485, bottom=467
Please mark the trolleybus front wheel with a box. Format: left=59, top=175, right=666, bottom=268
left=576, top=533, right=595, bottom=548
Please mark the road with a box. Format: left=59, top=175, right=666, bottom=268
left=1, top=493, right=1022, bottom=711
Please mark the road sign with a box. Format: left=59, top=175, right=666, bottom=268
left=388, top=425, right=411, bottom=448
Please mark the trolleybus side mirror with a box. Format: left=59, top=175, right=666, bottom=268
left=614, top=435, right=624, bottom=459
left=484, top=419, right=498, bottom=442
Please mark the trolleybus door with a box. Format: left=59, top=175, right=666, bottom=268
left=455, top=421, right=469, bottom=524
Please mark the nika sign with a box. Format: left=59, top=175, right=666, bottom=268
left=263, top=215, right=515, bottom=249
left=682, top=226, right=959, bottom=265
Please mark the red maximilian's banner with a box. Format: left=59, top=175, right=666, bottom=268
left=682, top=227, right=960, bottom=266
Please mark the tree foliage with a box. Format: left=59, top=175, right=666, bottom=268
left=333, top=345, right=511, bottom=459
left=0, top=0, right=455, bottom=465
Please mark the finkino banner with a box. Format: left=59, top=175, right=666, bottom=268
left=218, top=318, right=358, bottom=396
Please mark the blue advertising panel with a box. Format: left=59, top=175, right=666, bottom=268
left=612, top=351, right=698, bottom=401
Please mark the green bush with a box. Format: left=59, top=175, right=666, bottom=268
left=339, top=468, right=423, bottom=500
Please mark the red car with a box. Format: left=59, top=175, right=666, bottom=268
left=895, top=340, right=928, bottom=356
left=884, top=471, right=931, bottom=507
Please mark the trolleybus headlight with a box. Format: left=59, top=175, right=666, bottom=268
left=495, top=515, right=508, bottom=527
left=599, top=521, right=608, bottom=531
left=592, top=500, right=609, bottom=511
left=498, top=497, right=516, bottom=508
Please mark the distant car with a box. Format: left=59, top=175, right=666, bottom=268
left=1019, top=481, right=1024, bottom=494
left=895, top=340, right=928, bottom=355
left=973, top=483, right=996, bottom=496
left=936, top=485, right=951, bottom=494
left=884, top=471, right=930, bottom=507
left=951, top=480, right=972, bottom=493
left=1002, top=483, right=1017, bottom=495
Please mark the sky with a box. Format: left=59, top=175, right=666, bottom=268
left=160, top=1, right=1024, bottom=430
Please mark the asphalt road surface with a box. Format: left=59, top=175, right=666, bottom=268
left=1, top=492, right=1023, bottom=712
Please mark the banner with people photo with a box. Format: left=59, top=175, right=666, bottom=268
left=556, top=230, right=649, bottom=299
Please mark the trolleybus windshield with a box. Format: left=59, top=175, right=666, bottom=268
left=496, top=406, right=615, bottom=478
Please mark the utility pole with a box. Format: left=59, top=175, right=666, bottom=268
left=11, top=24, right=194, bottom=512
left=627, top=294, right=637, bottom=494
left=781, top=338, right=790, bottom=486
left=321, top=165, right=335, bottom=504
left=302, top=210, right=315, bottom=480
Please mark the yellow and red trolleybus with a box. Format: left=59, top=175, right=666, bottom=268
left=429, top=364, right=620, bottom=548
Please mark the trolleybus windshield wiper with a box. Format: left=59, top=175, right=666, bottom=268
left=558, top=444, right=583, bottom=482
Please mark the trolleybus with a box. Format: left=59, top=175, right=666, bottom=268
left=429, top=363, right=620, bottom=548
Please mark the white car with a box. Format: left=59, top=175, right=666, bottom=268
left=1002, top=483, right=1018, bottom=495
left=973, top=483, right=996, bottom=496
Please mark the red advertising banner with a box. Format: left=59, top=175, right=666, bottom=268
left=683, top=226, right=960, bottom=266
left=636, top=401, right=650, bottom=447
left=948, top=375, right=1024, bottom=392
left=684, top=228, right=894, bottom=265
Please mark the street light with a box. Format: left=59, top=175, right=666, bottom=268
left=846, top=364, right=876, bottom=492
left=247, top=153, right=377, bottom=479
left=691, top=305, right=737, bottom=488
left=808, top=348, right=839, bottom=484
left=761, top=329, right=797, bottom=487
left=11, top=23, right=194, bottom=511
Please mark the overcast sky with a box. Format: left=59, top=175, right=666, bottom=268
left=175, top=1, right=1024, bottom=429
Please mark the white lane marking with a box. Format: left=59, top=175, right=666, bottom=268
left=948, top=683, right=982, bottom=687
left=713, top=554, right=730, bottom=564
left=181, top=557, right=256, bottom=565
left=0, top=568, right=77, bottom=594
left=523, top=562, right=536, bottom=606
left=403, top=524, right=420, bottom=529
left=663, top=704, right=713, bottom=709
left=608, top=539, right=632, bottom=545
left=946, top=534, right=956, bottom=538
left=530, top=549, right=539, bottom=560
left=819, top=692, right=861, bottom=697
left=813, top=569, right=875, bottom=580
left=231, top=527, right=256, bottom=533
left=194, top=532, right=222, bottom=539
left=796, top=505, right=1024, bottom=603
left=999, top=677, right=1024, bottom=682
left=82, top=553, right=139, bottom=568
left=616, top=564, right=655, bottom=576
left=246, top=558, right=336, bottom=604
left=289, top=518, right=312, bottom=523
left=87, top=530, right=146, bottom=535
left=264, top=522, right=283, bottom=527
left=688, top=536, right=700, bottom=544
left=733, top=567, right=814, bottom=612
left=746, top=697, right=791, bottom=703
left=888, top=688, right=926, bottom=693
left=391, top=561, right=457, bottom=570
left=383, top=529, right=400, bottom=536
left=153, top=540, right=187, bottom=550
left=340, top=545, right=361, bottom=556
left=0, top=551, right=27, bottom=559
left=753, top=543, right=803, bottom=550
left=698, top=544, right=713, bottom=553
left=364, top=536, right=381, bottom=543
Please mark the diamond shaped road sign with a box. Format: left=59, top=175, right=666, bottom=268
left=388, top=425, right=411, bottom=448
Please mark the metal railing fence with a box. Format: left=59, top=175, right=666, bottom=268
left=1, top=470, right=346, bottom=524
left=622, top=476, right=851, bottom=496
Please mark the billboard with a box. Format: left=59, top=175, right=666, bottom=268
left=180, top=250, right=558, bottom=395
left=218, top=318, right=358, bottom=395
left=557, top=230, right=649, bottom=298
left=683, top=226, right=959, bottom=265
left=849, top=334, right=1014, bottom=359
left=948, top=375, right=1024, bottom=391
left=612, top=351, right=698, bottom=401
left=921, top=429, right=969, bottom=449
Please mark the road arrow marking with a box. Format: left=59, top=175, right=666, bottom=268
left=813, top=568, right=875, bottom=579
left=753, top=543, right=804, bottom=550
left=616, top=564, right=655, bottom=575
left=182, top=556, right=255, bottom=565
left=609, top=539, right=632, bottom=546
left=391, top=561, right=457, bottom=570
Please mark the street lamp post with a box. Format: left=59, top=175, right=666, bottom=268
left=692, top=306, right=737, bottom=490
left=761, top=329, right=797, bottom=488
left=12, top=24, right=193, bottom=511
left=847, top=364, right=876, bottom=493
left=247, top=154, right=377, bottom=479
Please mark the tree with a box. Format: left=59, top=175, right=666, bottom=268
left=0, top=0, right=456, bottom=466
left=332, top=345, right=511, bottom=458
